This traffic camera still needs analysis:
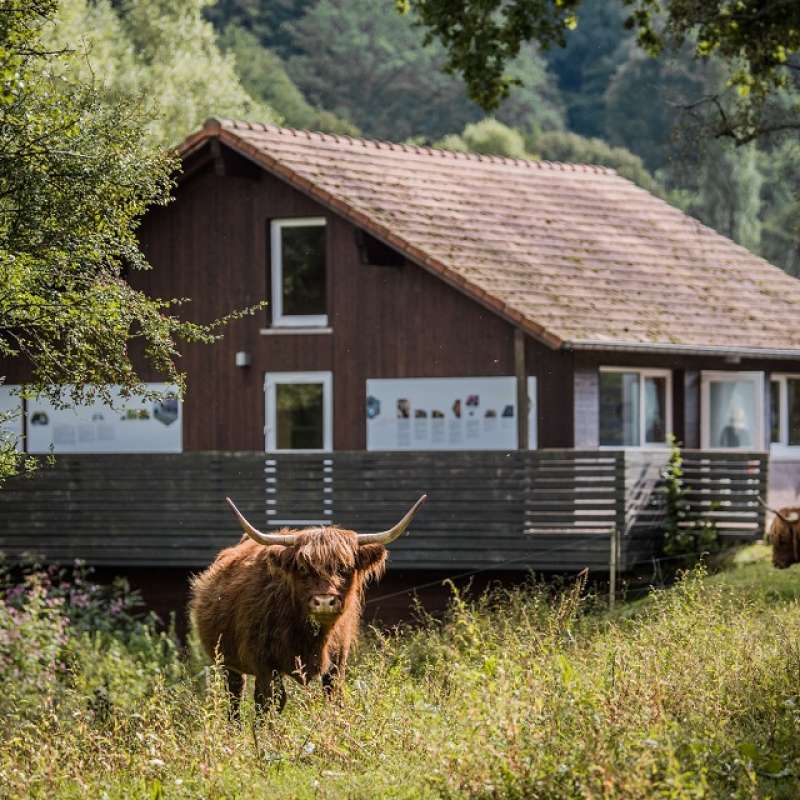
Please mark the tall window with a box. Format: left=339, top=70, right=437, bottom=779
left=770, top=375, right=800, bottom=449
left=700, top=371, right=764, bottom=450
left=264, top=372, right=332, bottom=452
left=599, top=368, right=671, bottom=447
left=270, top=218, right=327, bottom=327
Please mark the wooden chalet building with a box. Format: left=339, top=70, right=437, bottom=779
left=3, top=117, right=800, bottom=614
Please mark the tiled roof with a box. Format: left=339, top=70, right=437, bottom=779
left=179, top=118, right=800, bottom=355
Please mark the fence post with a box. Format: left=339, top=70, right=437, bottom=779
left=609, top=450, right=625, bottom=610
left=609, top=526, right=618, bottom=610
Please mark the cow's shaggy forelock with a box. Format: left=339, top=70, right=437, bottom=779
left=271, top=527, right=386, bottom=584
left=284, top=528, right=358, bottom=574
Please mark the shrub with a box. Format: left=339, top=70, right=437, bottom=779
left=662, top=437, right=720, bottom=557
left=0, top=558, right=183, bottom=735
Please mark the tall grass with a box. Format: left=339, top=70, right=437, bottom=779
left=2, top=556, right=800, bottom=798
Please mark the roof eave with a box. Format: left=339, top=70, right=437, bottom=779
left=564, top=339, right=800, bottom=360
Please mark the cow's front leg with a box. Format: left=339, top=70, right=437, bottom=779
left=321, top=646, right=349, bottom=699
left=225, top=669, right=245, bottom=720
left=254, top=668, right=286, bottom=714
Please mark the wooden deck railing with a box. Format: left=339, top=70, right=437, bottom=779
left=0, top=449, right=768, bottom=571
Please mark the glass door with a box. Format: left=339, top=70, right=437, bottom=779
left=700, top=371, right=764, bottom=450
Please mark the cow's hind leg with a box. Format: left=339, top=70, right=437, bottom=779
left=255, top=669, right=286, bottom=714
left=226, top=669, right=245, bottom=721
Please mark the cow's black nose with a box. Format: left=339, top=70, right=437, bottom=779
left=310, top=595, right=341, bottom=614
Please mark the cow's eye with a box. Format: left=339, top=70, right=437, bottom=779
left=297, top=563, right=309, bottom=576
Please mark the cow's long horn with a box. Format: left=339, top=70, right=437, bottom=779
left=758, top=496, right=800, bottom=524
left=357, top=495, right=427, bottom=545
left=226, top=497, right=299, bottom=546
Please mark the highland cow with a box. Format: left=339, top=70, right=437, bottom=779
left=190, top=495, right=426, bottom=712
left=764, top=503, right=800, bottom=569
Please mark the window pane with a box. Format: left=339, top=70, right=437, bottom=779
left=708, top=379, right=756, bottom=448
left=276, top=383, right=324, bottom=449
left=771, top=380, right=781, bottom=444
left=281, top=225, right=326, bottom=316
left=787, top=379, right=800, bottom=446
left=644, top=376, right=667, bottom=443
left=599, top=372, right=640, bottom=446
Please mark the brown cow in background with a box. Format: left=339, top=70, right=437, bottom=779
left=766, top=505, right=800, bottom=569
left=190, top=495, right=426, bottom=713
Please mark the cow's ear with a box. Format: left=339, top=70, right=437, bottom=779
left=356, top=543, right=387, bottom=582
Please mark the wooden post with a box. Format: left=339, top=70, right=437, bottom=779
left=609, top=451, right=624, bottom=611
left=609, top=526, right=618, bottom=611
left=514, top=328, right=528, bottom=450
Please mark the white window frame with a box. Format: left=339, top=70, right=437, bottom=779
left=700, top=370, right=765, bottom=450
left=598, top=367, right=673, bottom=449
left=270, top=217, right=327, bottom=328
left=769, top=374, right=800, bottom=455
left=264, top=371, right=333, bottom=453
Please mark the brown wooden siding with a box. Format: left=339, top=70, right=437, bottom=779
left=136, top=146, right=520, bottom=452
left=526, top=337, right=574, bottom=448
left=7, top=141, right=800, bottom=454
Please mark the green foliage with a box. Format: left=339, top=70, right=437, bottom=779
left=47, top=0, right=274, bottom=147
left=3, top=557, right=800, bottom=797
left=436, top=119, right=666, bottom=197
left=0, top=1, right=262, bottom=484
left=534, top=129, right=666, bottom=195
left=404, top=0, right=581, bottom=111
left=205, top=0, right=314, bottom=57
left=486, top=43, right=566, bottom=134
left=0, top=557, right=158, bottom=638
left=687, top=141, right=764, bottom=254
left=544, top=0, right=632, bottom=138
left=0, top=558, right=179, bottom=727
left=624, top=0, right=800, bottom=142
left=435, top=118, right=529, bottom=159
left=604, top=46, right=708, bottom=172
left=405, top=0, right=800, bottom=144
left=218, top=23, right=357, bottom=134
left=604, top=43, right=800, bottom=269
left=758, top=140, right=800, bottom=276
left=662, top=437, right=720, bottom=557
left=285, top=0, right=564, bottom=141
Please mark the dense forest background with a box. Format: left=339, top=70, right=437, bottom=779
left=55, top=0, right=799, bottom=275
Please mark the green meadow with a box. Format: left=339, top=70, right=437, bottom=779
left=2, top=545, right=800, bottom=799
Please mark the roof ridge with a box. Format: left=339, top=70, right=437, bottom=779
left=202, top=117, right=616, bottom=176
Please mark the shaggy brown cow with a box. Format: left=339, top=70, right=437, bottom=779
left=764, top=502, right=800, bottom=569
left=190, top=495, right=426, bottom=712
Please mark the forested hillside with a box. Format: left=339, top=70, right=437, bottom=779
left=51, top=0, right=797, bottom=274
